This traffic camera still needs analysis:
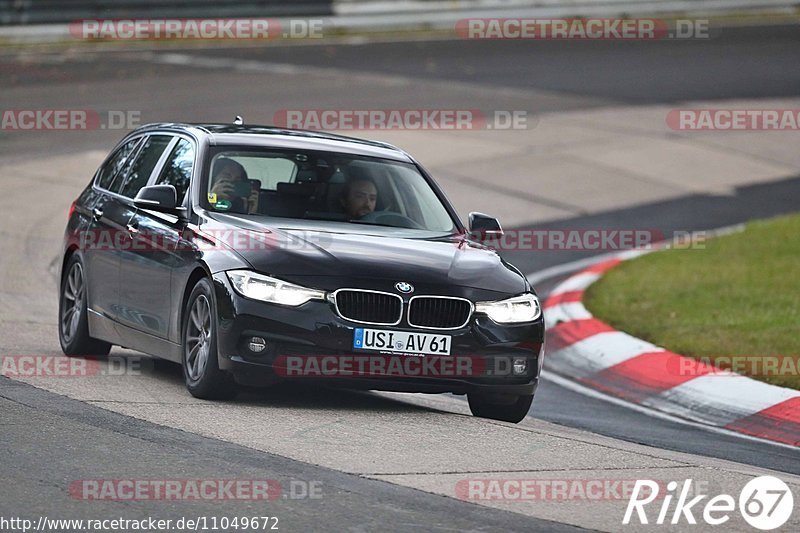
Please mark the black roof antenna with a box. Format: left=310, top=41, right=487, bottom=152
left=233, top=115, right=243, bottom=126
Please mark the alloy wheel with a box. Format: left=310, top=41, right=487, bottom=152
left=61, top=262, right=84, bottom=344
left=185, top=294, right=212, bottom=382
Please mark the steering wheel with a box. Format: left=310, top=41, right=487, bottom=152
left=360, top=210, right=424, bottom=229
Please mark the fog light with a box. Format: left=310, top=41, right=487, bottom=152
left=512, top=357, right=527, bottom=375
left=248, top=336, right=267, bottom=353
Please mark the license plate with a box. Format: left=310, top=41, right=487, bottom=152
left=353, top=328, right=451, bottom=356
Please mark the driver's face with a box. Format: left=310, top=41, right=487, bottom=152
left=211, top=164, right=247, bottom=200
left=213, top=165, right=245, bottom=187
left=342, top=180, right=377, bottom=219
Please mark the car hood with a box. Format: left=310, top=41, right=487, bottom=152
left=200, top=215, right=528, bottom=296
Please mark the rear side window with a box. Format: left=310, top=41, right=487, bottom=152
left=118, top=135, right=172, bottom=198
left=155, top=138, right=195, bottom=204
left=96, top=137, right=141, bottom=191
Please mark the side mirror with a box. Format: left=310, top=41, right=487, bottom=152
left=134, top=185, right=180, bottom=215
left=468, top=212, right=503, bottom=240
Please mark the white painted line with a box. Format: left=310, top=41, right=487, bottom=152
left=150, top=52, right=544, bottom=97
left=544, top=302, right=593, bottom=328
left=526, top=224, right=744, bottom=288
left=527, top=251, right=622, bottom=286
left=616, top=249, right=652, bottom=261
left=548, top=271, right=601, bottom=295
left=157, top=53, right=305, bottom=75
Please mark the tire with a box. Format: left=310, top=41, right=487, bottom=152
left=181, top=277, right=237, bottom=400
left=467, top=392, right=533, bottom=423
left=58, top=254, right=112, bottom=357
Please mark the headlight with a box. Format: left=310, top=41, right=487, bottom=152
left=475, top=293, right=541, bottom=324
left=226, top=270, right=325, bottom=306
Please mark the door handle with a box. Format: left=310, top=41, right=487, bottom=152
left=126, top=222, right=139, bottom=236
left=92, top=207, right=104, bottom=220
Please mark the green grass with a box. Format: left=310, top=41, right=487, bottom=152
left=584, top=214, right=800, bottom=389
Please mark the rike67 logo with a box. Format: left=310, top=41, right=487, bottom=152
left=624, top=476, right=794, bottom=530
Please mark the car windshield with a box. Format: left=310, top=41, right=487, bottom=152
left=204, top=147, right=457, bottom=232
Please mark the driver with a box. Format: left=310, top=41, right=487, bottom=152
left=340, top=176, right=377, bottom=220
left=209, top=158, right=257, bottom=214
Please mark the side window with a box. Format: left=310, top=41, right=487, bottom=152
left=118, top=135, right=172, bottom=198
left=96, top=137, right=141, bottom=191
left=155, top=138, right=195, bottom=204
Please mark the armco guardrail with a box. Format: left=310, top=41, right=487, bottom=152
left=336, top=0, right=800, bottom=16
left=0, top=0, right=334, bottom=25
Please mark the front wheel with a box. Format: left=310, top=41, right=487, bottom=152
left=58, top=254, right=112, bottom=357
left=468, top=393, right=533, bottom=423
left=181, top=278, right=237, bottom=400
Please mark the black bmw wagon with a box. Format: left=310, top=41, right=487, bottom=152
left=59, top=123, right=544, bottom=422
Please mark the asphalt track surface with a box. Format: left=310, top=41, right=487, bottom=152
left=181, top=25, right=800, bottom=104
left=2, top=25, right=800, bottom=530
left=1, top=377, right=583, bottom=532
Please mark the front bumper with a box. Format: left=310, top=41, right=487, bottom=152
left=211, top=273, right=544, bottom=396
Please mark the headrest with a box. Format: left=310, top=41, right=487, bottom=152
left=276, top=182, right=320, bottom=196
left=296, top=169, right=317, bottom=182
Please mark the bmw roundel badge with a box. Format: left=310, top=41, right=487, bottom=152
left=395, top=282, right=414, bottom=294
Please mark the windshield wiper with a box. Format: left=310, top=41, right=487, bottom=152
left=344, top=219, right=400, bottom=228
